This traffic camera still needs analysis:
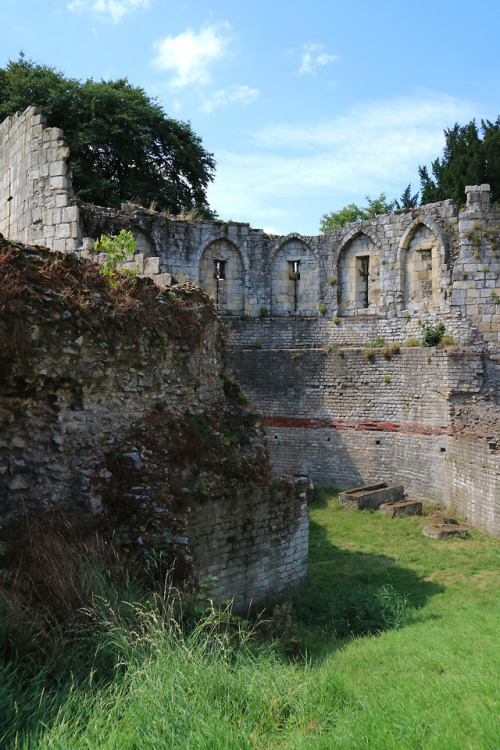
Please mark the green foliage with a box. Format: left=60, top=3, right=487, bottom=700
left=403, top=337, right=420, bottom=347
left=0, top=493, right=499, bottom=748
left=417, top=118, right=500, bottom=207
left=252, top=339, right=262, bottom=349
left=319, top=304, right=327, bottom=316
left=94, top=230, right=137, bottom=280
left=389, top=341, right=401, bottom=354
left=0, top=55, right=216, bottom=215
left=320, top=193, right=396, bottom=232
left=259, top=306, right=268, bottom=318
left=395, top=183, right=419, bottom=208
left=421, top=322, right=445, bottom=347
left=194, top=477, right=210, bottom=497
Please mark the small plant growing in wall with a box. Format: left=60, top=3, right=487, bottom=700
left=333, top=317, right=340, bottom=325
left=364, top=348, right=374, bottom=360
left=383, top=375, right=391, bottom=383
left=403, top=337, right=420, bottom=347
left=389, top=342, right=401, bottom=354
left=252, top=339, right=262, bottom=349
left=381, top=346, right=390, bottom=359
left=421, top=322, right=445, bottom=347
left=94, top=230, right=138, bottom=283
left=319, top=304, right=327, bottom=316
left=328, top=277, right=337, bottom=286
left=259, top=306, right=268, bottom=318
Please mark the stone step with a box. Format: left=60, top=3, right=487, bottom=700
left=380, top=499, right=422, bottom=517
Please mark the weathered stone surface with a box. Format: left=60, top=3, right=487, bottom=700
left=380, top=499, right=422, bottom=517
left=340, top=483, right=404, bottom=511
left=422, top=524, right=470, bottom=539
left=1, top=107, right=500, bottom=539
left=0, top=238, right=308, bottom=610
left=428, top=510, right=459, bottom=526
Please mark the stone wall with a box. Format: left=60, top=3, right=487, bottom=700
left=227, top=339, right=500, bottom=537
left=0, top=108, right=80, bottom=251
left=187, top=483, right=309, bottom=611
left=0, top=238, right=308, bottom=608
left=1, top=106, right=499, bottom=539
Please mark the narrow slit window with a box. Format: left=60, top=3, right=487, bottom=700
left=289, top=260, right=301, bottom=280
left=213, top=259, right=226, bottom=280
left=357, top=255, right=369, bottom=308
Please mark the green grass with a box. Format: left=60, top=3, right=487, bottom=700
left=1, top=490, right=499, bottom=748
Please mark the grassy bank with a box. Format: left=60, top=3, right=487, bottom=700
left=1, top=491, right=499, bottom=748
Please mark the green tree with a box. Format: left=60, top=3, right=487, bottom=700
left=418, top=120, right=488, bottom=206
left=396, top=184, right=419, bottom=208
left=320, top=193, right=396, bottom=232
left=0, top=55, right=216, bottom=215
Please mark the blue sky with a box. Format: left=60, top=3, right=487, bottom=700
left=1, top=0, right=499, bottom=235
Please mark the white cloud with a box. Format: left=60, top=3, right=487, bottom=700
left=201, top=84, right=259, bottom=113
left=67, top=0, right=150, bottom=22
left=299, top=43, right=339, bottom=74
left=153, top=23, right=231, bottom=88
left=207, top=91, right=476, bottom=233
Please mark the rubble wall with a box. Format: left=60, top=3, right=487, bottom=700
left=0, top=239, right=308, bottom=607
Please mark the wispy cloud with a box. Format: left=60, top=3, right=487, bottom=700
left=201, top=84, right=259, bottom=113
left=153, top=23, right=231, bottom=88
left=67, top=0, right=150, bottom=22
left=299, top=43, right=339, bottom=74
left=207, top=91, right=476, bottom=233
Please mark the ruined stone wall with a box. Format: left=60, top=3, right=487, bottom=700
left=1, top=107, right=499, bottom=539
left=187, top=484, right=309, bottom=611
left=0, top=108, right=80, bottom=251
left=0, top=240, right=308, bottom=607
left=227, top=340, right=500, bottom=537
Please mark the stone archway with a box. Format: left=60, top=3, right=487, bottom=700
left=199, top=239, right=245, bottom=314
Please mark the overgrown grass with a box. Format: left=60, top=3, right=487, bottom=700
left=1, top=490, right=499, bottom=748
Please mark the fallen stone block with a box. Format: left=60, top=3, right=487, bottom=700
left=339, top=483, right=404, bottom=511
left=422, top=524, right=470, bottom=539
left=380, top=499, right=422, bottom=518
left=427, top=510, right=459, bottom=526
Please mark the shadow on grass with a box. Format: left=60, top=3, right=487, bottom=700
left=286, top=499, right=445, bottom=661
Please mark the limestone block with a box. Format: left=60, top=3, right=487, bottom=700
left=144, top=257, right=160, bottom=275
left=380, top=500, right=422, bottom=517
left=422, top=524, right=469, bottom=539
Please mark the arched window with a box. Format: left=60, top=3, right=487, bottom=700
left=338, top=233, right=380, bottom=313
left=271, top=238, right=319, bottom=316
left=199, top=239, right=244, bottom=314
left=403, top=224, right=440, bottom=311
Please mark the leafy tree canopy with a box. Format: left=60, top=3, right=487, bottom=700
left=0, top=55, right=216, bottom=216
left=320, top=193, right=396, bottom=233
left=418, top=118, right=500, bottom=207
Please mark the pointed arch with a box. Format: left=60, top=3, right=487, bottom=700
left=198, top=237, right=245, bottom=314
left=398, top=217, right=445, bottom=311
left=270, top=234, right=319, bottom=316
left=337, top=230, right=382, bottom=313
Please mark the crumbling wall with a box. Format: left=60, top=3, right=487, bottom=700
left=0, top=108, right=80, bottom=251
left=1, top=107, right=499, bottom=538
left=0, top=237, right=308, bottom=608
